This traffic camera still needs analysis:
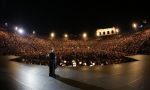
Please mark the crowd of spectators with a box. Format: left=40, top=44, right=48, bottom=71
left=1, top=28, right=150, bottom=66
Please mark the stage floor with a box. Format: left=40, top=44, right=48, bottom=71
left=0, top=55, right=150, bottom=90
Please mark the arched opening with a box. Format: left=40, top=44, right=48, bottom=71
left=107, top=31, right=110, bottom=34
left=111, top=30, right=114, bottom=34
left=103, top=32, right=105, bottom=35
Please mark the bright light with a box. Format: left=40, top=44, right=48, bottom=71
left=83, top=62, right=87, bottom=66
left=72, top=60, right=76, bottom=67
left=14, top=26, right=25, bottom=35
left=83, top=33, right=87, bottom=39
left=79, top=61, right=82, bottom=64
left=33, top=30, right=35, bottom=35
left=62, top=64, right=65, bottom=67
left=64, top=34, right=68, bottom=38
left=64, top=60, right=67, bottom=63
left=15, top=26, right=18, bottom=31
left=116, top=28, right=119, bottom=33
left=92, top=62, right=95, bottom=66
left=96, top=32, right=100, bottom=36
left=18, top=28, right=24, bottom=34
left=90, top=65, right=93, bottom=67
left=60, top=63, right=62, bottom=66
left=132, top=23, right=137, bottom=29
left=50, top=32, right=55, bottom=38
left=72, top=62, right=76, bottom=67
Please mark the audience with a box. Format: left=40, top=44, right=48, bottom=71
left=1, top=28, right=150, bottom=66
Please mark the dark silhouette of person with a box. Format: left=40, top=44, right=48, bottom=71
left=47, top=48, right=57, bottom=77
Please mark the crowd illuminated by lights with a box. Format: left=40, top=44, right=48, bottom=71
left=0, top=27, right=150, bottom=67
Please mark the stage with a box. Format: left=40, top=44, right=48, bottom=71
left=0, top=55, right=150, bottom=90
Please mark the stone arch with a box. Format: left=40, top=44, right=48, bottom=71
left=111, top=30, right=114, bottom=34
left=107, top=31, right=110, bottom=34
left=103, top=32, right=105, bottom=35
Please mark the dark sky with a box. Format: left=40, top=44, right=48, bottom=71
left=0, top=0, right=150, bottom=36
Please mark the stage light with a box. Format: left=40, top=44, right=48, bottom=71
left=64, top=34, right=68, bottom=38
left=33, top=30, right=35, bottom=35
left=50, top=32, right=55, bottom=38
left=18, top=28, right=24, bottom=34
left=83, top=33, right=87, bottom=38
left=132, top=23, right=138, bottom=30
left=14, top=26, right=18, bottom=31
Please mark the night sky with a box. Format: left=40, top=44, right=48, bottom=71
left=0, top=0, right=150, bottom=37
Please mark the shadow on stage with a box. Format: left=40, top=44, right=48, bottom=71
left=55, top=75, right=106, bottom=90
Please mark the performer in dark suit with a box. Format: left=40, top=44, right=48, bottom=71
left=47, top=48, right=57, bottom=77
